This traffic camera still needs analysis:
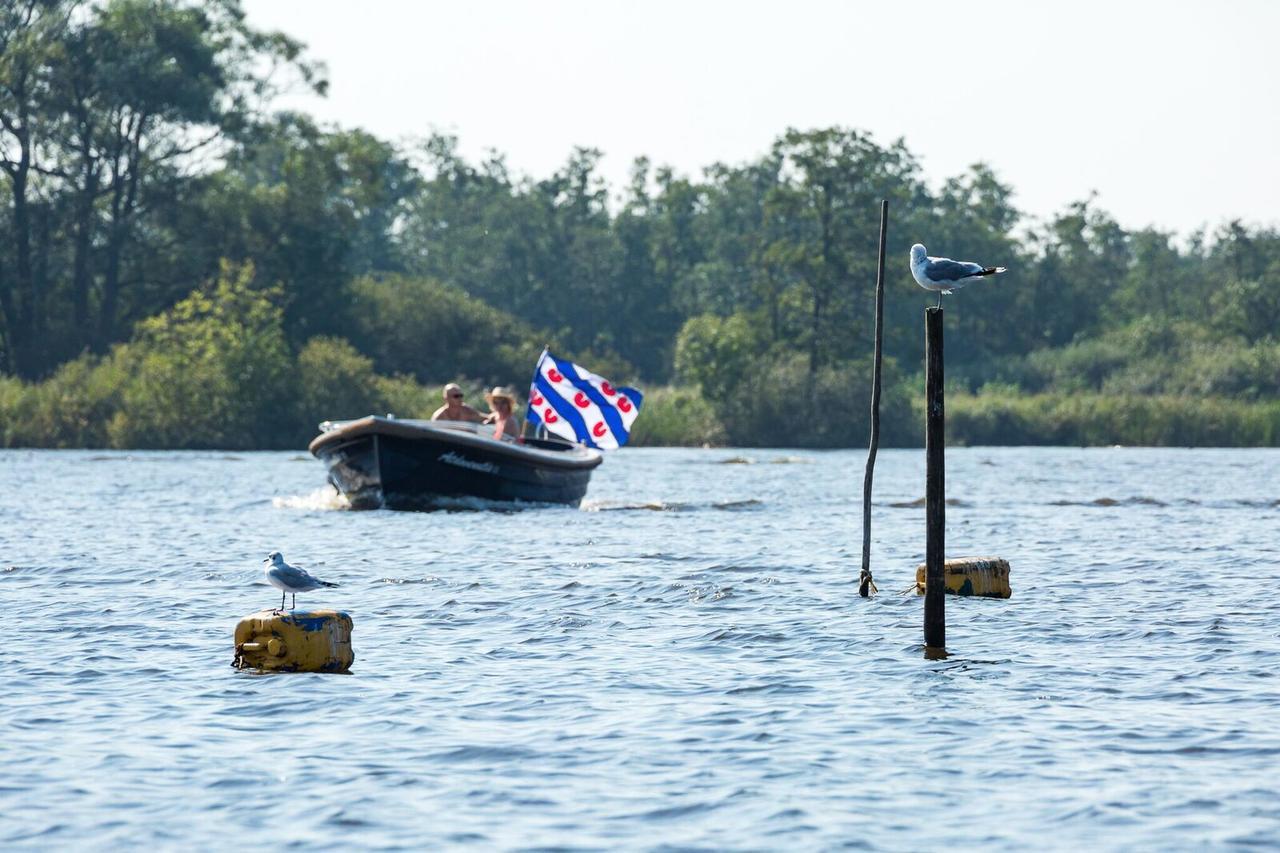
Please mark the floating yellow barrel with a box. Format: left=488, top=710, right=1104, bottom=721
left=232, top=609, right=354, bottom=673
left=914, top=557, right=1011, bottom=598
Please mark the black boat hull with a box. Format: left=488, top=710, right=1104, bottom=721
left=309, top=417, right=600, bottom=510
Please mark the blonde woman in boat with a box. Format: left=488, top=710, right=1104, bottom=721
left=483, top=386, right=521, bottom=440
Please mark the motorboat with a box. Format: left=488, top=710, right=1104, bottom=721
left=308, top=416, right=602, bottom=510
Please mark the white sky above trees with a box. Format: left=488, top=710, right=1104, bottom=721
left=241, top=0, right=1279, bottom=236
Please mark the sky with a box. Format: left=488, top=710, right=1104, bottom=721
left=240, top=0, right=1278, bottom=236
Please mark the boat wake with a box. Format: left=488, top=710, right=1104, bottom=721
left=581, top=498, right=763, bottom=512
left=420, top=495, right=562, bottom=513
left=272, top=488, right=352, bottom=511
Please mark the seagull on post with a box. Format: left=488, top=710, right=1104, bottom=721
left=910, top=244, right=1007, bottom=308
left=263, top=551, right=338, bottom=611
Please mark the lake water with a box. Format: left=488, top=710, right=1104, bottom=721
left=2, top=447, right=1278, bottom=849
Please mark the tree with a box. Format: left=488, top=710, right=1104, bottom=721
left=612, top=157, right=681, bottom=379
left=762, top=128, right=923, bottom=373
left=0, top=0, right=321, bottom=375
left=0, top=0, right=72, bottom=375
left=925, top=163, right=1028, bottom=381
left=191, top=113, right=417, bottom=341
left=111, top=261, right=294, bottom=448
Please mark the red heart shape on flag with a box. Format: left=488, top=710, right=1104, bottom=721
left=617, top=396, right=632, bottom=413
left=543, top=407, right=558, bottom=424
left=574, top=392, right=590, bottom=408
left=547, top=368, right=564, bottom=383
left=600, top=381, right=616, bottom=397
left=592, top=422, right=607, bottom=438
left=531, top=391, right=544, bottom=406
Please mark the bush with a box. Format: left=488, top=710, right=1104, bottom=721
left=108, top=262, right=297, bottom=449
left=627, top=386, right=726, bottom=447
left=375, top=376, right=450, bottom=421
left=737, top=354, right=915, bottom=447
left=0, top=265, right=450, bottom=449
left=947, top=391, right=1280, bottom=446
left=349, top=274, right=546, bottom=385
left=674, top=313, right=763, bottom=404
left=0, top=355, right=129, bottom=448
left=296, top=336, right=386, bottom=431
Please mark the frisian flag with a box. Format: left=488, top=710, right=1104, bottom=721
left=525, top=350, right=643, bottom=450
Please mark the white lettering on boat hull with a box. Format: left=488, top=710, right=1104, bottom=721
left=439, top=451, right=498, bottom=474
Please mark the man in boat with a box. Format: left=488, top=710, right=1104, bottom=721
left=483, top=386, right=521, bottom=440
left=431, top=383, right=486, bottom=423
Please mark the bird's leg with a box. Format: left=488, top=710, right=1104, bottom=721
left=936, top=291, right=942, bottom=309
left=291, top=592, right=296, bottom=610
left=280, top=590, right=286, bottom=611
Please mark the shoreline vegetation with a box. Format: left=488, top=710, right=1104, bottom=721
left=4, top=2, right=1280, bottom=450
left=0, top=267, right=1276, bottom=450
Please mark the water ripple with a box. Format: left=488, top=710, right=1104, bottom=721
left=1, top=446, right=1278, bottom=848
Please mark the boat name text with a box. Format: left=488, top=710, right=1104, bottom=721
left=439, top=452, right=498, bottom=474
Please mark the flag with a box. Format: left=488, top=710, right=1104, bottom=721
left=525, top=350, right=643, bottom=449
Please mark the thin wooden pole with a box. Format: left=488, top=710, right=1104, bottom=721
left=924, top=306, right=946, bottom=648
left=860, top=200, right=888, bottom=597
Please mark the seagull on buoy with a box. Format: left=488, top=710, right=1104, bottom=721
left=263, top=551, right=338, bottom=611
left=910, top=244, right=1007, bottom=308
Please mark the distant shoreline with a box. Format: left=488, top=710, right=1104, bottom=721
left=4, top=388, right=1278, bottom=451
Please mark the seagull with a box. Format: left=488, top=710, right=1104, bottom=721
left=263, top=551, right=338, bottom=611
left=910, top=244, right=1007, bottom=308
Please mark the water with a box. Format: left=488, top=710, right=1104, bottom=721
left=2, top=447, right=1278, bottom=849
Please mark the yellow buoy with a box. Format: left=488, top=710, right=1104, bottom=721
left=232, top=609, right=354, bottom=673
left=914, top=557, right=1011, bottom=598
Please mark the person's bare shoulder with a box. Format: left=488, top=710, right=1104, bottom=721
left=430, top=405, right=448, bottom=421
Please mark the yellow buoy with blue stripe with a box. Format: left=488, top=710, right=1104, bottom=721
left=232, top=609, right=354, bottom=673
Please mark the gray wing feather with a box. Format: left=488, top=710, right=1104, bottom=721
left=925, top=258, right=985, bottom=281
left=272, top=564, right=324, bottom=590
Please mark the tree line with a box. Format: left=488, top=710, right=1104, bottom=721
left=4, top=0, right=1279, bottom=448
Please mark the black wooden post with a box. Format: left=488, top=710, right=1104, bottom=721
left=860, top=200, right=888, bottom=597
left=924, top=306, right=945, bottom=648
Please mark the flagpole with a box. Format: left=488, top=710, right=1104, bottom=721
left=526, top=347, right=548, bottom=431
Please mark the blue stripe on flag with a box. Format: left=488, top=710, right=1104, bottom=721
left=555, top=357, right=629, bottom=442
left=532, top=373, right=592, bottom=444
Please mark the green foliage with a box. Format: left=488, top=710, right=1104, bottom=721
left=1025, top=336, right=1135, bottom=393
left=375, top=378, right=452, bottom=422
left=948, top=391, right=1280, bottom=447
left=5, top=3, right=1280, bottom=448
left=192, top=115, right=419, bottom=342
left=713, top=352, right=916, bottom=448
left=296, top=336, right=385, bottom=429
left=1024, top=318, right=1280, bottom=400
left=627, top=386, right=726, bottom=447
left=1209, top=262, right=1280, bottom=341
left=0, top=263, right=442, bottom=449
left=674, top=313, right=764, bottom=403
left=0, top=0, right=324, bottom=372
left=0, top=354, right=129, bottom=448
left=674, top=309, right=916, bottom=447
left=296, top=336, right=448, bottom=436
left=107, top=262, right=295, bottom=448
left=348, top=273, right=546, bottom=386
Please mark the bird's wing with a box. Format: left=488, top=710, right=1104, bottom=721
left=275, top=563, right=320, bottom=587
left=925, top=257, right=986, bottom=281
